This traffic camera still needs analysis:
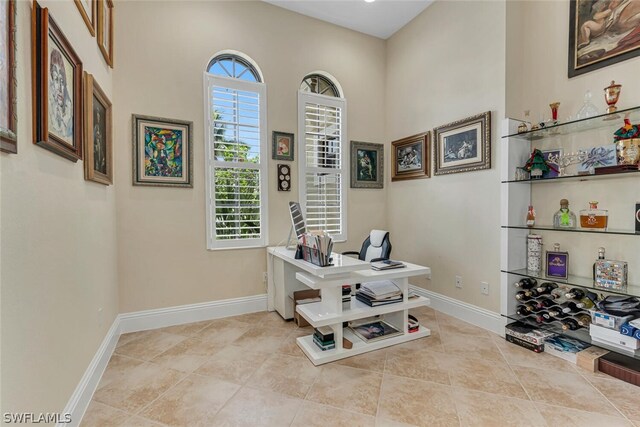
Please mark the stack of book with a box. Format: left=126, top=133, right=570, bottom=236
left=371, top=259, right=405, bottom=271
left=313, top=326, right=335, bottom=351
left=356, top=281, right=403, bottom=307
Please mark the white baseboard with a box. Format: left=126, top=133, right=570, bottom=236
left=118, top=294, right=268, bottom=334
left=59, top=318, right=120, bottom=427
left=410, top=285, right=506, bottom=336
left=60, top=294, right=268, bottom=427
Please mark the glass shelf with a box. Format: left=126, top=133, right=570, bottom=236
left=503, top=105, right=640, bottom=140
left=501, top=314, right=640, bottom=360
left=501, top=268, right=640, bottom=298
left=502, top=169, right=640, bottom=184
left=501, top=225, right=640, bottom=237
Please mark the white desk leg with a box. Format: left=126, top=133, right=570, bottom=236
left=322, top=286, right=343, bottom=350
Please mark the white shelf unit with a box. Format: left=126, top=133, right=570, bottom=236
left=500, top=116, right=640, bottom=360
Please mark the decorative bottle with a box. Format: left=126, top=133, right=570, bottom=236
left=593, top=247, right=606, bottom=280
left=553, top=199, right=577, bottom=229
left=526, top=205, right=536, bottom=227
left=580, top=202, right=608, bottom=230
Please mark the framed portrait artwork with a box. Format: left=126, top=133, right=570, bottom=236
left=32, top=2, right=83, bottom=162
left=433, top=111, right=491, bottom=176
left=84, top=73, right=112, bottom=185
left=569, top=0, right=640, bottom=77
left=132, top=114, right=193, bottom=188
left=0, top=0, right=17, bottom=154
left=97, top=0, right=113, bottom=67
left=350, top=140, right=383, bottom=188
left=74, top=0, right=95, bottom=37
left=272, top=131, right=294, bottom=161
left=391, top=132, right=430, bottom=181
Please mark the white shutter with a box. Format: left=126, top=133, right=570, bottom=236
left=205, top=74, right=268, bottom=249
left=298, top=92, right=347, bottom=242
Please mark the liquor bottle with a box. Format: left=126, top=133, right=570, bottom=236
left=515, top=305, right=529, bottom=316
left=536, top=298, right=556, bottom=310
left=536, top=282, right=558, bottom=295
left=576, top=313, right=592, bottom=327
left=526, top=205, right=536, bottom=227
left=548, top=309, right=568, bottom=319
left=579, top=201, right=608, bottom=230
left=524, top=288, right=540, bottom=298
left=565, top=288, right=586, bottom=300
left=514, top=278, right=537, bottom=289
left=560, top=301, right=582, bottom=314
left=593, top=247, right=605, bottom=280
left=515, top=291, right=531, bottom=301
left=561, top=318, right=580, bottom=330
left=553, top=199, right=577, bottom=229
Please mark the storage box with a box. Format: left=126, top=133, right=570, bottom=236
left=505, top=321, right=556, bottom=346
left=544, top=335, right=591, bottom=364
left=590, top=323, right=640, bottom=351
left=589, top=309, right=634, bottom=331
left=293, top=289, right=321, bottom=328
left=576, top=347, right=609, bottom=372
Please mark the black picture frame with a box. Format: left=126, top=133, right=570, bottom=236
left=568, top=0, right=640, bottom=78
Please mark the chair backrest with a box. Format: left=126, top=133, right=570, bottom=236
left=359, top=230, right=392, bottom=261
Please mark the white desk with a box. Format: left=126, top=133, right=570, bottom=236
left=266, top=246, right=432, bottom=365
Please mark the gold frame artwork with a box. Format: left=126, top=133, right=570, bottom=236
left=84, top=72, right=112, bottom=185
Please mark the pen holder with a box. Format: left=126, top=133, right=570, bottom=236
left=301, top=245, right=333, bottom=267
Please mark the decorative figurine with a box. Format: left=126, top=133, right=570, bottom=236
left=526, top=205, right=536, bottom=228
left=517, top=122, right=528, bottom=134
left=613, top=116, right=640, bottom=165
left=576, top=90, right=599, bottom=120
left=547, top=151, right=589, bottom=176
left=522, top=149, right=557, bottom=179
left=604, top=80, right=622, bottom=114
left=553, top=199, right=577, bottom=229
left=550, top=102, right=560, bottom=125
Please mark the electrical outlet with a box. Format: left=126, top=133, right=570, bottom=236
left=455, top=275, right=463, bottom=289
left=263, top=272, right=268, bottom=283
left=480, top=281, right=489, bottom=295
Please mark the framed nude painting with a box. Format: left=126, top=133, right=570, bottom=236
left=32, top=2, right=83, bottom=161
left=0, top=0, right=17, bottom=154
left=84, top=73, right=112, bottom=185
left=569, top=0, right=640, bottom=77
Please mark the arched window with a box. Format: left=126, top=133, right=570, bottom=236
left=298, top=72, right=347, bottom=241
left=204, top=52, right=267, bottom=249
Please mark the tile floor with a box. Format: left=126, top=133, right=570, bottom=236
left=81, top=307, right=640, bottom=427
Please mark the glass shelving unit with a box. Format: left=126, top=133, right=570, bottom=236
left=501, top=169, right=640, bottom=184
left=501, top=225, right=639, bottom=237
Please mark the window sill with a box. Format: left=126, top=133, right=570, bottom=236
left=207, top=245, right=267, bottom=252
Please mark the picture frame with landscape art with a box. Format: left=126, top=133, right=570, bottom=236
left=74, top=0, right=96, bottom=37
left=32, top=2, right=83, bottom=162
left=97, top=0, right=113, bottom=68
left=84, top=73, right=112, bottom=185
left=569, top=0, right=640, bottom=77
left=391, top=132, right=430, bottom=181
left=132, top=114, right=193, bottom=188
left=0, top=0, right=17, bottom=154
left=272, top=131, right=294, bottom=161
left=433, top=111, right=491, bottom=176
left=350, top=141, right=383, bottom=188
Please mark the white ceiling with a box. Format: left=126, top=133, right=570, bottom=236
left=263, top=0, right=434, bottom=39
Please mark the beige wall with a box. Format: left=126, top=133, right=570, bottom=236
left=506, top=1, right=640, bottom=284
left=385, top=0, right=506, bottom=313
left=0, top=0, right=117, bottom=417
left=114, top=1, right=388, bottom=312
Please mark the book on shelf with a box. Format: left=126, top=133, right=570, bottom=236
left=355, top=280, right=403, bottom=307
left=313, top=335, right=335, bottom=351
left=355, top=293, right=403, bottom=307
left=371, top=259, right=406, bottom=271
left=314, top=326, right=334, bottom=342
left=348, top=319, right=402, bottom=343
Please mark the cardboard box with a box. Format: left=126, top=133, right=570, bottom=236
left=293, top=289, right=321, bottom=328
left=590, top=323, right=640, bottom=351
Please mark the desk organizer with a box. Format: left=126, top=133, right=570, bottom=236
left=299, top=245, right=333, bottom=267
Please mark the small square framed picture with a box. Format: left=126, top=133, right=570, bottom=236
left=546, top=250, right=569, bottom=280
left=272, top=131, right=294, bottom=161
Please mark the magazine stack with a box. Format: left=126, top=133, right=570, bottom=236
left=356, top=280, right=403, bottom=307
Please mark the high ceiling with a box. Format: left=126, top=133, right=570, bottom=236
left=263, top=0, right=434, bottom=39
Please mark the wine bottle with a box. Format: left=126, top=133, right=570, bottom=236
left=576, top=313, right=592, bottom=327
left=515, top=291, right=530, bottom=301
left=524, top=302, right=539, bottom=312
left=576, top=298, right=595, bottom=309
left=548, top=309, right=568, bottom=319
left=536, top=282, right=558, bottom=295
left=514, top=278, right=537, bottom=289
left=565, top=288, right=586, bottom=300
left=524, top=289, right=540, bottom=298
left=536, top=298, right=555, bottom=309
left=561, top=318, right=580, bottom=330
left=549, top=288, right=565, bottom=300
left=560, top=302, right=582, bottom=314
left=535, top=312, right=552, bottom=323
left=515, top=305, right=529, bottom=316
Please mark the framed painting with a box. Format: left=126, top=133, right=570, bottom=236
left=391, top=132, right=430, bottom=181
left=84, top=73, right=112, bottom=185
left=433, top=111, right=491, bottom=176
left=97, top=0, right=113, bottom=68
left=350, top=140, right=383, bottom=188
left=32, top=2, right=83, bottom=162
left=0, top=0, right=17, bottom=154
left=569, top=0, right=640, bottom=77
left=132, top=114, right=193, bottom=187
left=74, top=0, right=95, bottom=37
left=272, top=131, right=294, bottom=161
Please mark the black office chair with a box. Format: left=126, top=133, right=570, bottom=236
left=343, top=230, right=392, bottom=263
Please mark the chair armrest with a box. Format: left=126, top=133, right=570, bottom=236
left=342, top=251, right=360, bottom=257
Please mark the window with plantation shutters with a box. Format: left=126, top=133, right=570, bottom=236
left=298, top=89, right=347, bottom=242
left=204, top=54, right=267, bottom=249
